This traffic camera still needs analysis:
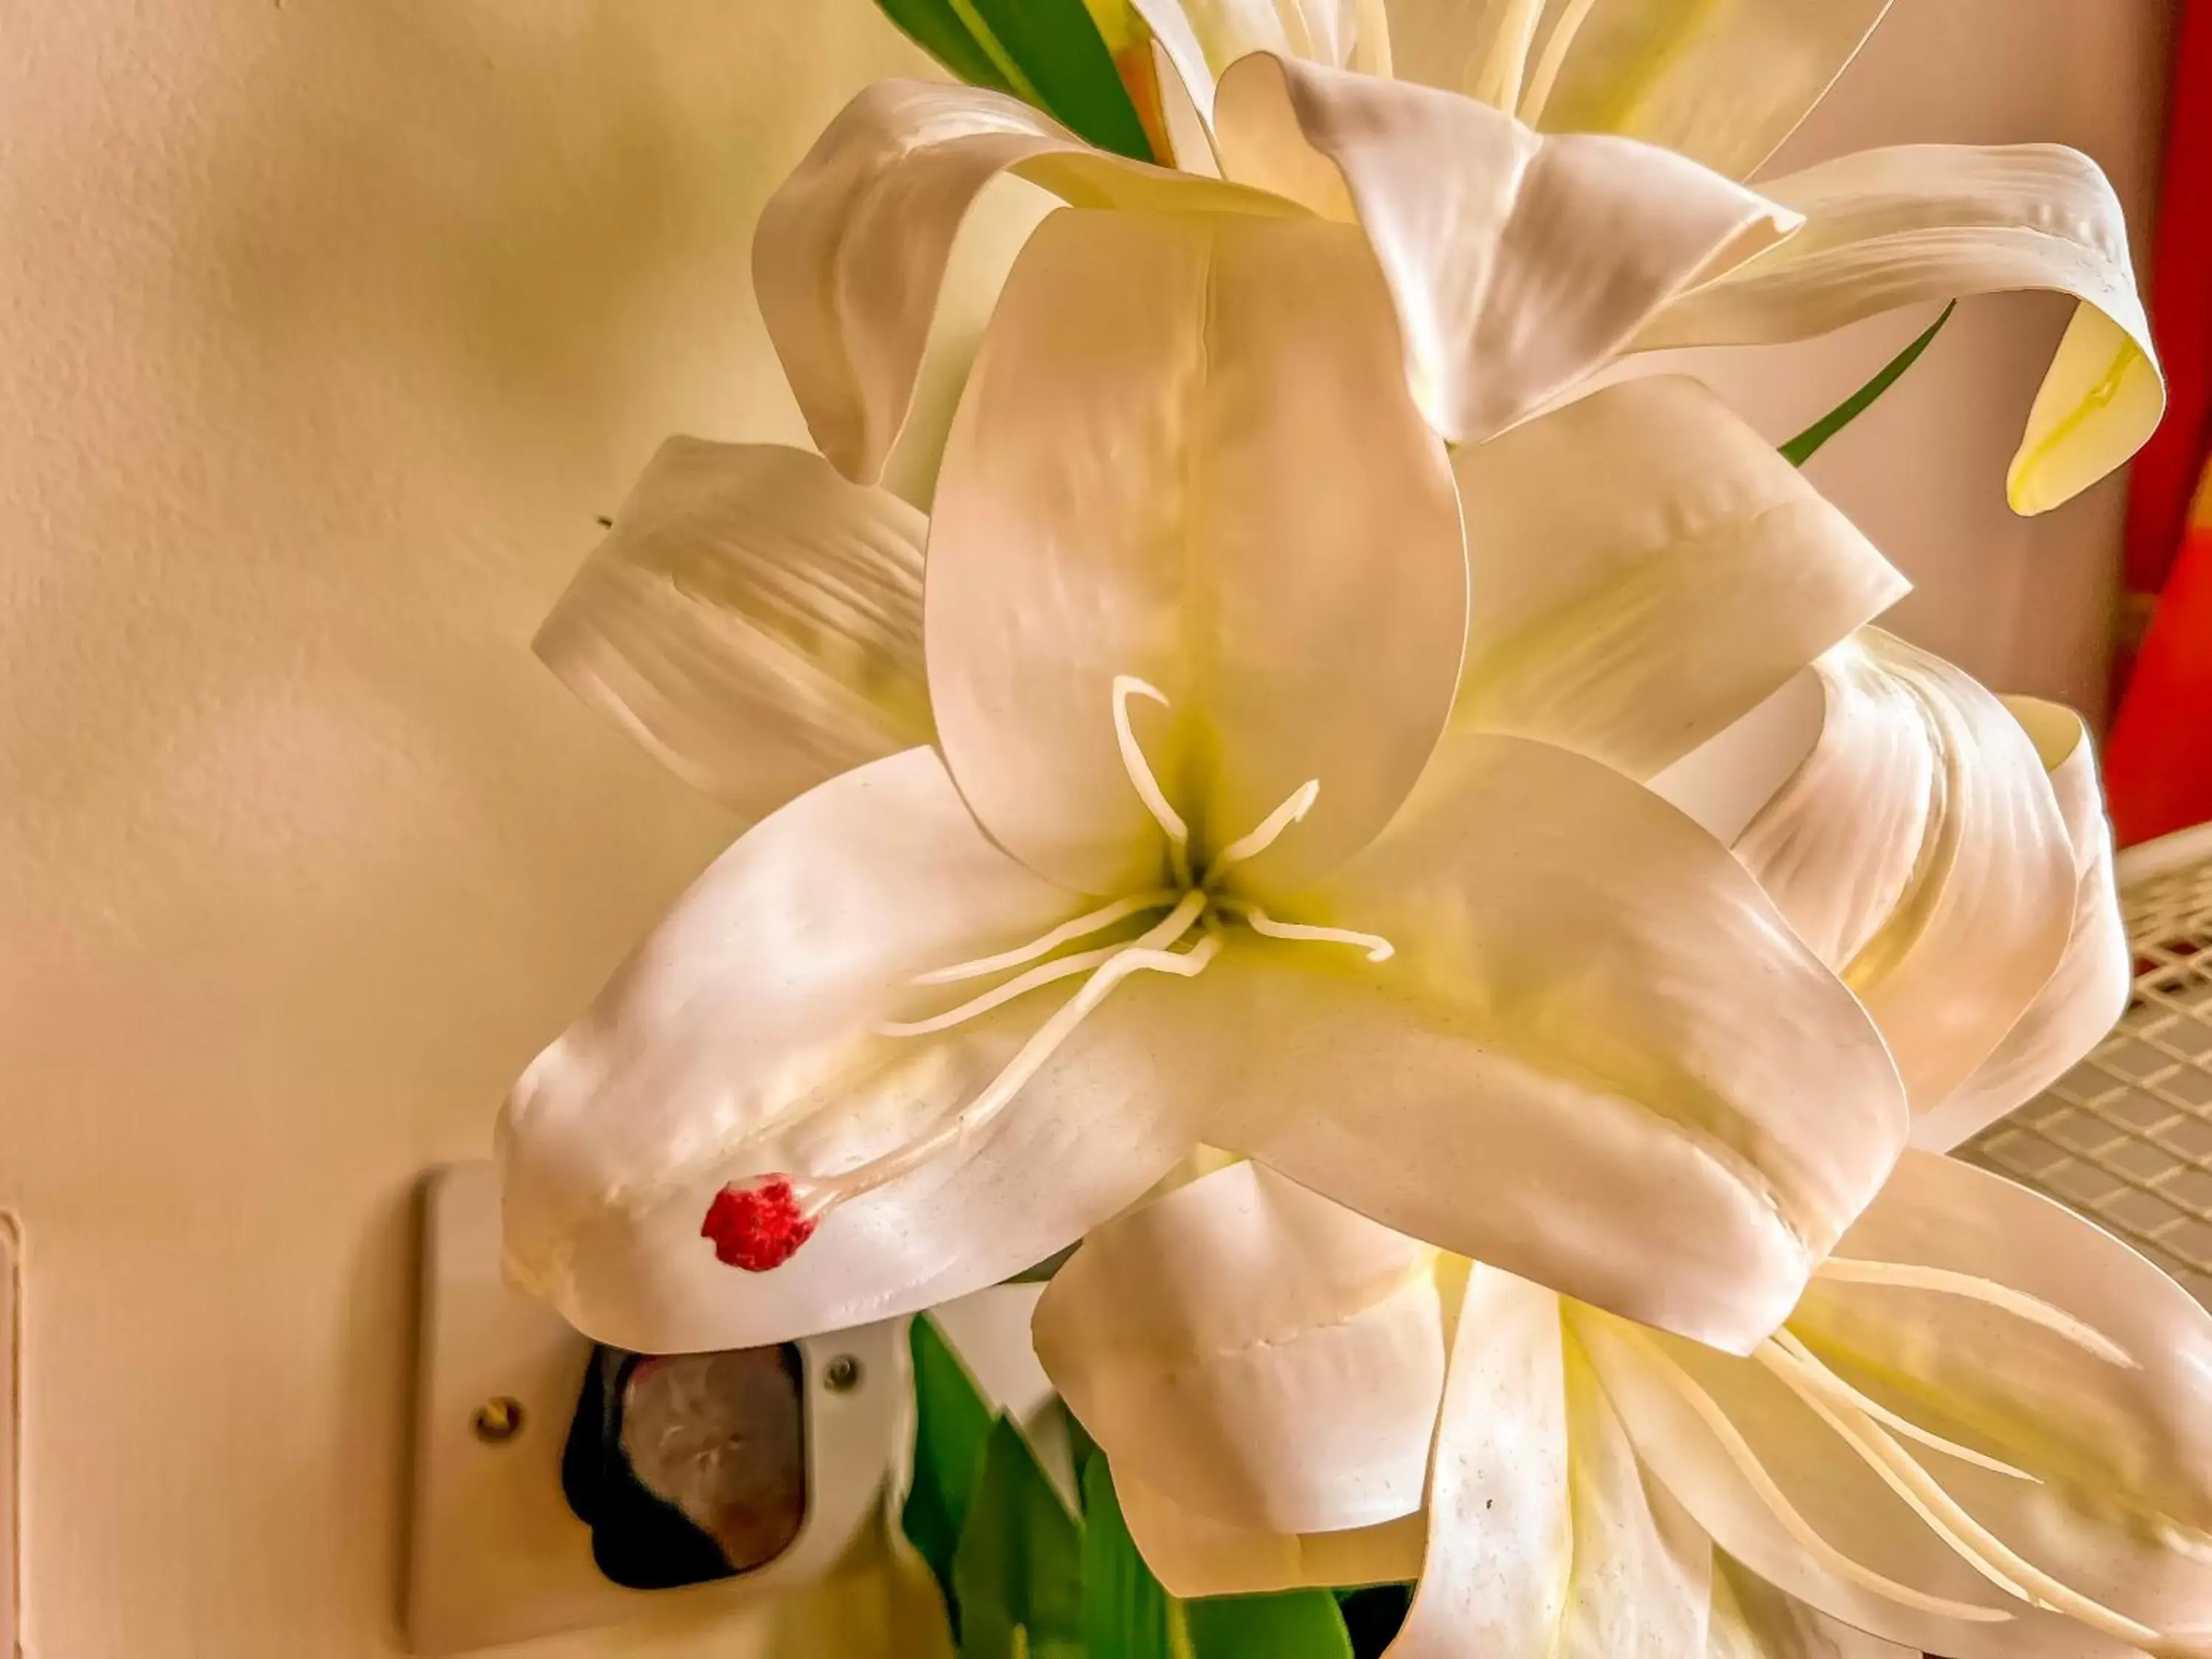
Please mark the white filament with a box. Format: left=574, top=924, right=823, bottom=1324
left=1614, top=1327, right=2011, bottom=1624
left=1211, top=779, right=1320, bottom=871
left=1113, top=675, right=1191, bottom=884
left=1472, top=0, right=1545, bottom=111
left=826, top=897, right=1218, bottom=1205
left=880, top=945, right=1124, bottom=1037
left=911, top=890, right=1181, bottom=986
left=1759, top=1339, right=2171, bottom=1649
left=1216, top=897, right=1395, bottom=963
left=1352, top=0, right=1393, bottom=77
left=836, top=677, right=1399, bottom=1223
left=1767, top=1332, right=2038, bottom=1483
left=1518, top=0, right=1599, bottom=125
left=1815, top=1258, right=2138, bottom=1368
left=1270, top=0, right=1318, bottom=60
left=1755, top=1340, right=2039, bottom=1606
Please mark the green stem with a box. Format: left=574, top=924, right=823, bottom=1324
left=1780, top=300, right=1958, bottom=467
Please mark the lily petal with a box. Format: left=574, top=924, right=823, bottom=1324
left=1212, top=53, right=1797, bottom=445
left=1733, top=631, right=2076, bottom=1116
left=1450, top=377, right=1907, bottom=779
left=1798, top=1152, right=2212, bottom=1641
left=1636, top=143, right=2162, bottom=515
left=1551, top=1345, right=1716, bottom=1659
left=1132, top=0, right=1393, bottom=128
left=1578, top=1152, right=2212, bottom=1658
left=497, top=748, right=1206, bottom=1354
left=1032, top=1161, right=1447, bottom=1534
left=1575, top=1311, right=2065, bottom=1657
left=1708, top=1551, right=1917, bottom=1659
left=1206, top=731, right=1908, bottom=1352
left=754, top=79, right=1290, bottom=484
left=1396, top=1267, right=1716, bottom=1659
left=925, top=206, right=1467, bottom=896
left=1503, top=1, right=1890, bottom=180
left=1390, top=1267, right=1574, bottom=1656
left=533, top=439, right=933, bottom=822
left=1913, top=699, right=2129, bottom=1152
left=1116, top=1473, right=1427, bottom=1599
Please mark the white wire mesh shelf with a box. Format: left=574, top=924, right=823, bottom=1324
left=1964, top=825, right=2212, bottom=1304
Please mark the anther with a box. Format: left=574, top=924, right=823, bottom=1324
left=700, top=1175, right=823, bottom=1272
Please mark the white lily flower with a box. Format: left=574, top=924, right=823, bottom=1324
left=1696, top=649, right=2132, bottom=1152
left=497, top=0, right=2146, bottom=1358
left=1039, top=1151, right=2212, bottom=1658
left=501, top=218, right=1935, bottom=1356
left=760, top=0, right=2157, bottom=515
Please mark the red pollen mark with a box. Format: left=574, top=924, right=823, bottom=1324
left=700, top=1177, right=818, bottom=1272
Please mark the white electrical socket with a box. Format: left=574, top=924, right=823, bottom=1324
left=404, top=1162, right=907, bottom=1654
left=404, top=1162, right=1057, bottom=1653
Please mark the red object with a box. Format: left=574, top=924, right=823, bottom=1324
left=2109, top=512, right=2212, bottom=846
left=700, top=1177, right=817, bottom=1272
left=2107, top=0, right=2212, bottom=845
left=2124, top=0, right=2212, bottom=598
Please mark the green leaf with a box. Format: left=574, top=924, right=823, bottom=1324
left=1081, top=1457, right=1178, bottom=1659
left=960, top=0, right=1157, bottom=161
left=953, top=1415, right=1088, bottom=1659
left=874, top=0, right=1018, bottom=96
left=1065, top=1406, right=1102, bottom=1500
left=1185, top=1590, right=1356, bottom=1659
left=903, top=1314, right=999, bottom=1624
left=1781, top=300, right=1957, bottom=467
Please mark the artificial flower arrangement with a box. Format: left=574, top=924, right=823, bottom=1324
left=495, top=1, right=2211, bottom=1653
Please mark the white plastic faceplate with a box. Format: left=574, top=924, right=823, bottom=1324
left=403, top=1161, right=904, bottom=1654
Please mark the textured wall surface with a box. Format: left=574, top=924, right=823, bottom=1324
left=0, top=1, right=2176, bottom=1653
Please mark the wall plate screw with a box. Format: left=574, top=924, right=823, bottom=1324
left=822, top=1354, right=863, bottom=1394
left=472, top=1396, right=526, bottom=1444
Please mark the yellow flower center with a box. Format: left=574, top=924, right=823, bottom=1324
left=701, top=675, right=1393, bottom=1270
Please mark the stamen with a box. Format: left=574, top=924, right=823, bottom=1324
left=1756, top=1339, right=2039, bottom=1607
left=1611, top=1326, right=2011, bottom=1625
left=1760, top=1339, right=2171, bottom=1649
left=1767, top=1331, right=2038, bottom=1483
left=825, top=922, right=1220, bottom=1206
left=1209, top=779, right=1320, bottom=871
left=1815, top=1258, right=2138, bottom=1368
left=707, top=891, right=1219, bottom=1271
left=710, top=678, right=1412, bottom=1274
left=1471, top=0, right=1543, bottom=111
left=880, top=946, right=1122, bottom=1037
left=1112, top=675, right=1191, bottom=885
left=1214, top=897, right=1394, bottom=963
left=911, top=890, right=1180, bottom=985
left=1517, top=0, right=1599, bottom=125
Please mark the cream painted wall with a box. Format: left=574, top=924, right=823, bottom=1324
left=1709, top=0, right=2177, bottom=720
left=0, top=1, right=2177, bottom=1655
